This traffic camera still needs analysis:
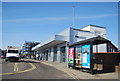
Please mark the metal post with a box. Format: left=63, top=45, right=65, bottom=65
left=73, top=47, right=76, bottom=69
left=90, top=43, right=94, bottom=75
left=107, top=42, right=109, bottom=52
left=96, top=44, right=98, bottom=72
left=66, top=42, right=69, bottom=68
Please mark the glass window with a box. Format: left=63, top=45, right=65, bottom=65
left=8, top=50, right=18, bottom=53
left=75, top=45, right=82, bottom=66
left=75, top=45, right=82, bottom=59
left=60, top=46, right=66, bottom=62
left=48, top=48, right=51, bottom=57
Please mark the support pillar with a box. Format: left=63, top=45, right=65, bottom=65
left=57, top=46, right=61, bottom=63
left=50, top=47, right=54, bottom=62
left=66, top=42, right=69, bottom=68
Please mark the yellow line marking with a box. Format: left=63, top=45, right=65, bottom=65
left=0, top=63, right=36, bottom=75
left=25, top=59, right=81, bottom=81
left=18, top=63, right=36, bottom=73
left=14, top=63, right=18, bottom=72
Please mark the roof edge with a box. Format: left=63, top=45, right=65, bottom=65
left=80, top=24, right=106, bottom=30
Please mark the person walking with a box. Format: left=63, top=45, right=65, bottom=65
left=36, top=54, right=38, bottom=60
left=38, top=54, right=40, bottom=60
left=40, top=54, right=42, bottom=60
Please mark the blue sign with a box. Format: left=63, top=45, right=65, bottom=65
left=82, top=45, right=90, bottom=68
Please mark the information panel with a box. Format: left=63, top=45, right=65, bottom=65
left=68, top=48, right=74, bottom=66
left=82, top=45, right=90, bottom=68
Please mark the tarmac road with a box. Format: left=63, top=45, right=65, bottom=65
left=1, top=59, right=118, bottom=81
left=1, top=59, right=73, bottom=80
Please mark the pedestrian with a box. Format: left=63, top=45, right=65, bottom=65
left=36, top=54, right=38, bottom=60
left=40, top=54, right=42, bottom=60
left=38, top=54, right=40, bottom=60
left=36, top=54, right=40, bottom=60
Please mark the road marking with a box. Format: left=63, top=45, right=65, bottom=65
left=14, top=63, right=18, bottom=72
left=0, top=63, right=36, bottom=75
left=18, top=63, right=36, bottom=73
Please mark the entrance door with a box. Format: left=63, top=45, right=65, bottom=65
left=46, top=50, right=48, bottom=61
left=60, top=46, right=66, bottom=62
left=44, top=51, right=46, bottom=60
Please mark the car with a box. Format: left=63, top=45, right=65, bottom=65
left=0, top=55, right=6, bottom=59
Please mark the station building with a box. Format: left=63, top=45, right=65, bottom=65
left=22, top=41, right=40, bottom=58
left=32, top=24, right=108, bottom=63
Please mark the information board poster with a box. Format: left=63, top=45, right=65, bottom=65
left=68, top=48, right=74, bottom=66
left=82, top=45, right=90, bottom=68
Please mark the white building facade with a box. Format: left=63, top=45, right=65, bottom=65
left=32, top=25, right=106, bottom=63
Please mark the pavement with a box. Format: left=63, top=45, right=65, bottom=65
left=24, top=59, right=119, bottom=80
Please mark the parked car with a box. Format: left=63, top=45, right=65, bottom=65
left=0, top=55, right=6, bottom=59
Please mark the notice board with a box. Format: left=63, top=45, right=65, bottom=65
left=68, top=48, right=74, bottom=66
left=82, top=45, right=90, bottom=68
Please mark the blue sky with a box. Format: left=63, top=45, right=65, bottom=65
left=2, top=2, right=118, bottom=49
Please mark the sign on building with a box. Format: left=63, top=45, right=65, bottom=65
left=82, top=45, right=90, bottom=68
left=68, top=48, right=74, bottom=66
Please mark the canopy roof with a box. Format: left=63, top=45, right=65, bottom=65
left=69, top=36, right=117, bottom=50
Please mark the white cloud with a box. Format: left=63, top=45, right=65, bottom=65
left=77, top=14, right=117, bottom=19
left=3, top=14, right=117, bottom=23
left=3, top=17, right=70, bottom=23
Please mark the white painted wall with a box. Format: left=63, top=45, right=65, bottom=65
left=80, top=25, right=90, bottom=31
left=76, top=31, right=95, bottom=42
left=57, top=27, right=70, bottom=42
left=69, top=25, right=106, bottom=45
left=48, top=48, right=54, bottom=62
left=90, top=26, right=106, bottom=38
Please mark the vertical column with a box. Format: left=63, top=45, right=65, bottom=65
left=41, top=51, right=44, bottom=60
left=57, top=46, right=61, bottom=63
left=50, top=47, right=54, bottom=62
left=33, top=51, right=36, bottom=59
left=66, top=42, right=69, bottom=68
left=107, top=42, right=109, bottom=52
left=90, top=44, right=94, bottom=75
left=43, top=51, right=46, bottom=61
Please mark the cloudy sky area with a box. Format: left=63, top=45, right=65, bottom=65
left=2, top=2, right=118, bottom=49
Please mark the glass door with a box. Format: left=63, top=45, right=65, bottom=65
left=60, top=46, right=66, bottom=62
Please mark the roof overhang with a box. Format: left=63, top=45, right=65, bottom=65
left=69, top=36, right=110, bottom=47
left=33, top=40, right=66, bottom=51
left=32, top=35, right=68, bottom=51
